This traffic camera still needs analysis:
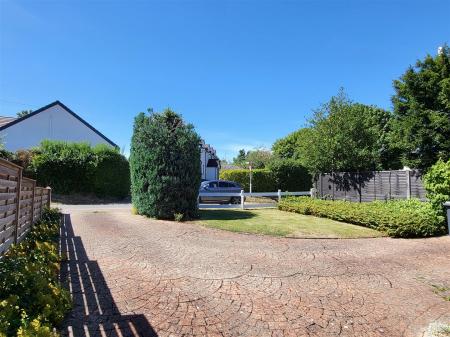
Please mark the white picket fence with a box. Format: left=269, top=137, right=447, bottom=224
left=198, top=189, right=311, bottom=209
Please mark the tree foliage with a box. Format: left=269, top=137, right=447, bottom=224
left=423, top=159, right=450, bottom=216
left=16, top=110, right=33, bottom=118
left=391, top=45, right=450, bottom=169
left=232, top=148, right=273, bottom=169
left=130, top=109, right=201, bottom=220
left=245, top=148, right=273, bottom=169
left=232, top=149, right=247, bottom=167
left=299, top=89, right=396, bottom=174
left=272, top=128, right=314, bottom=167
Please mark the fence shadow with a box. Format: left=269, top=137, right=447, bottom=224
left=330, top=171, right=374, bottom=192
left=59, top=214, right=158, bottom=337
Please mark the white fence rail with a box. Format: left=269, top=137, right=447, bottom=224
left=198, top=189, right=311, bottom=209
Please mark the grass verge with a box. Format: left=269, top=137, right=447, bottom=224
left=194, top=208, right=384, bottom=238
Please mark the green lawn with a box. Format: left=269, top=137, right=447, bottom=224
left=195, top=208, right=384, bottom=238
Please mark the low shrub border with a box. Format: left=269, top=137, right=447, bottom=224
left=278, top=197, right=446, bottom=238
left=0, top=208, right=71, bottom=337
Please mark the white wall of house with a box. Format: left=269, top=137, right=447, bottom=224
left=200, top=146, right=219, bottom=180
left=0, top=104, right=112, bottom=151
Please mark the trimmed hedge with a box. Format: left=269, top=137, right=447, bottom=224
left=220, top=160, right=312, bottom=192
left=268, top=158, right=312, bottom=191
left=130, top=109, right=201, bottom=220
left=278, top=197, right=446, bottom=237
left=0, top=208, right=71, bottom=337
left=220, top=169, right=275, bottom=192
left=423, top=159, right=450, bottom=216
left=31, top=141, right=130, bottom=198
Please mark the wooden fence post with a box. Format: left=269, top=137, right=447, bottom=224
left=13, top=168, right=23, bottom=244
left=46, top=187, right=52, bottom=208
left=30, top=182, right=36, bottom=225
left=405, top=168, right=411, bottom=199
left=358, top=172, right=362, bottom=203
left=40, top=188, right=44, bottom=216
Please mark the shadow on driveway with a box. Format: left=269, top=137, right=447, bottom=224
left=60, top=214, right=158, bottom=337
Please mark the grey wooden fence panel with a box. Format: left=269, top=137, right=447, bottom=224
left=410, top=171, right=426, bottom=200
left=315, top=169, right=425, bottom=202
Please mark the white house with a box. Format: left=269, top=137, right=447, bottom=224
left=0, top=100, right=220, bottom=180
left=0, top=101, right=117, bottom=151
left=200, top=140, right=220, bottom=181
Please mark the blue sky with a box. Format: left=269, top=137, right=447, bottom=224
left=1, top=0, right=449, bottom=160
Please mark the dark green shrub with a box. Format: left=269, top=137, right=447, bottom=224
left=219, top=169, right=276, bottom=192
left=423, top=159, right=450, bottom=216
left=92, top=145, right=130, bottom=198
left=268, top=158, right=312, bottom=191
left=32, top=141, right=95, bottom=194
left=278, top=197, right=446, bottom=237
left=130, top=109, right=201, bottom=220
left=0, top=208, right=71, bottom=337
left=0, top=148, right=14, bottom=161
left=31, top=141, right=129, bottom=198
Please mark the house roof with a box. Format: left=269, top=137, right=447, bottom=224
left=0, top=101, right=118, bottom=148
left=0, top=116, right=16, bottom=128
left=200, top=139, right=218, bottom=159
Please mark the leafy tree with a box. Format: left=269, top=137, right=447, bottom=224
left=391, top=45, right=450, bottom=169
left=232, top=149, right=247, bottom=166
left=16, top=110, right=33, bottom=118
left=272, top=128, right=314, bottom=166
left=304, top=89, right=395, bottom=174
left=130, top=108, right=201, bottom=220
left=232, top=148, right=273, bottom=169
left=245, top=148, right=273, bottom=169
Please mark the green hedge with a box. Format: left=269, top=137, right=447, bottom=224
left=220, top=169, right=275, bottom=192
left=220, top=160, right=312, bottom=192
left=268, top=158, right=312, bottom=191
left=0, top=208, right=71, bottom=337
left=31, top=141, right=130, bottom=198
left=278, top=197, right=446, bottom=237
left=424, top=159, right=450, bottom=216
left=130, top=109, right=201, bottom=220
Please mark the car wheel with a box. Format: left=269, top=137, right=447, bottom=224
left=231, top=197, right=240, bottom=204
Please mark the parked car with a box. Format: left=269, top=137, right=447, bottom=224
left=199, top=180, right=243, bottom=204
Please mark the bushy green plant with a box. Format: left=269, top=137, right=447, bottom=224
left=424, top=159, right=450, bottom=216
left=279, top=197, right=446, bottom=237
left=220, top=161, right=312, bottom=192
left=130, top=109, right=201, bottom=220
left=0, top=208, right=71, bottom=337
left=31, top=141, right=129, bottom=198
left=268, top=158, right=312, bottom=191
left=92, top=145, right=130, bottom=198
left=219, top=169, right=276, bottom=192
left=31, top=141, right=95, bottom=193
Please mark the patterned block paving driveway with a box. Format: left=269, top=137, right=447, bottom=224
left=60, top=208, right=450, bottom=337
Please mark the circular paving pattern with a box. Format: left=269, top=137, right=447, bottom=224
left=60, top=209, right=450, bottom=337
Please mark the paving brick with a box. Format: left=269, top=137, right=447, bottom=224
left=60, top=209, right=450, bottom=337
